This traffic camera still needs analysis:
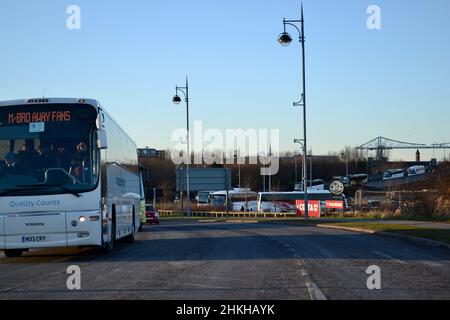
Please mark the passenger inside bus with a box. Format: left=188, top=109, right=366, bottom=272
left=33, top=145, right=60, bottom=181
left=0, top=152, right=20, bottom=176
left=1, top=150, right=24, bottom=177
left=70, top=141, right=91, bottom=182
left=57, top=147, right=71, bottom=172
left=0, top=139, right=95, bottom=186
left=16, top=144, right=35, bottom=173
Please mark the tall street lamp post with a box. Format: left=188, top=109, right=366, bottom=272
left=280, top=3, right=309, bottom=220
left=294, top=138, right=305, bottom=189
left=341, top=152, right=349, bottom=178
left=172, top=77, right=191, bottom=219
left=234, top=152, right=241, bottom=189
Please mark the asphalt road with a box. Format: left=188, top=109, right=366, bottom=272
left=0, top=220, right=449, bottom=300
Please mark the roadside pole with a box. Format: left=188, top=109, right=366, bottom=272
left=180, top=167, right=184, bottom=218
left=225, top=167, right=229, bottom=218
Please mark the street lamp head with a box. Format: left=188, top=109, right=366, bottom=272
left=172, top=95, right=182, bottom=105
left=278, top=32, right=293, bottom=46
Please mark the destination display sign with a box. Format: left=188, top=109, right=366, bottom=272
left=7, top=111, right=71, bottom=124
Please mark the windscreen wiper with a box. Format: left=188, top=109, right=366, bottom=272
left=45, top=184, right=82, bottom=198
left=15, top=184, right=81, bottom=198
left=0, top=187, right=50, bottom=197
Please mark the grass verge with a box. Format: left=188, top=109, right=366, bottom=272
left=327, top=222, right=450, bottom=244
left=159, top=216, right=450, bottom=244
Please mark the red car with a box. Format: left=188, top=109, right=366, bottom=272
left=145, top=205, right=160, bottom=225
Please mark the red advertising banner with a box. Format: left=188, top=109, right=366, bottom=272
left=326, top=200, right=344, bottom=210
left=296, top=200, right=321, bottom=218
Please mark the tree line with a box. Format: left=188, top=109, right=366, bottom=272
left=140, top=147, right=370, bottom=202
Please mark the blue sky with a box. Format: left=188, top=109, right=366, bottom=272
left=0, top=0, right=449, bottom=161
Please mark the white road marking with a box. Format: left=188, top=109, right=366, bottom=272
left=305, top=282, right=327, bottom=300
left=277, top=240, right=327, bottom=301
left=277, top=240, right=326, bottom=301
left=373, top=251, right=407, bottom=265
left=422, top=261, right=443, bottom=268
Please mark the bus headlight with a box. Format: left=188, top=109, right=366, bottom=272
left=79, top=216, right=86, bottom=223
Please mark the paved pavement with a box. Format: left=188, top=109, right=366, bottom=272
left=0, top=220, right=449, bottom=300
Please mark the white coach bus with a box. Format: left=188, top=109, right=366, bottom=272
left=210, top=188, right=258, bottom=212
left=0, top=98, right=141, bottom=257
left=407, top=165, right=426, bottom=176
left=383, top=169, right=407, bottom=180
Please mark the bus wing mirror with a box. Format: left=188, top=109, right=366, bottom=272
left=97, top=130, right=108, bottom=149
left=96, top=111, right=106, bottom=130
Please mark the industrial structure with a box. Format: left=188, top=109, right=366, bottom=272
left=357, top=137, right=450, bottom=161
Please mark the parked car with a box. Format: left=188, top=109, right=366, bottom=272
left=367, top=200, right=381, bottom=210
left=145, top=205, right=160, bottom=225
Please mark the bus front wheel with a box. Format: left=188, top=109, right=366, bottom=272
left=98, top=221, right=115, bottom=255
left=4, top=250, right=24, bottom=258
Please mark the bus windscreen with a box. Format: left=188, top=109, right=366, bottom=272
left=0, top=104, right=99, bottom=196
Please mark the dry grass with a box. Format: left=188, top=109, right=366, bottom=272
left=329, top=222, right=450, bottom=244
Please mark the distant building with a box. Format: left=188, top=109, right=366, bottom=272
left=308, top=155, right=340, bottom=162
left=284, top=155, right=340, bottom=162
left=138, top=147, right=166, bottom=159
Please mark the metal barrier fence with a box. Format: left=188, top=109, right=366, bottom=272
left=158, top=210, right=295, bottom=219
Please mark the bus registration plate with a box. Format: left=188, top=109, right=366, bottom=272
left=22, top=236, right=47, bottom=243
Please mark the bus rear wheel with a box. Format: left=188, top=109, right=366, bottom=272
left=4, top=250, right=24, bottom=258
left=125, top=222, right=136, bottom=243
left=125, top=208, right=136, bottom=243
